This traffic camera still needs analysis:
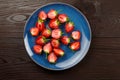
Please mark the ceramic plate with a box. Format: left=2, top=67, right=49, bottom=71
left=24, top=2, right=91, bottom=70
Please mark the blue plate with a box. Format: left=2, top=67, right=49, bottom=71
left=24, top=2, right=91, bottom=70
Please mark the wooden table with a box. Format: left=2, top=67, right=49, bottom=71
left=0, top=0, right=120, bottom=80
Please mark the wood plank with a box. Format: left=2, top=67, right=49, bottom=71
left=0, top=0, right=120, bottom=38
left=0, top=49, right=120, bottom=80
left=92, top=37, right=120, bottom=50
left=0, top=37, right=120, bottom=50
left=0, top=0, right=120, bottom=80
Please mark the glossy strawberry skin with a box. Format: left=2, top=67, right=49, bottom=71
left=58, top=14, right=68, bottom=23
left=33, top=45, right=42, bottom=54
left=30, top=27, right=39, bottom=36
left=51, top=39, right=60, bottom=48
left=71, top=31, right=81, bottom=40
left=47, top=9, right=57, bottom=19
left=49, top=18, right=60, bottom=29
left=36, top=20, right=45, bottom=32
left=51, top=29, right=62, bottom=39
left=53, top=48, right=64, bottom=56
left=65, top=22, right=74, bottom=33
left=48, top=52, right=57, bottom=63
left=43, top=42, right=52, bottom=54
left=69, top=41, right=80, bottom=51
left=41, top=28, right=51, bottom=38
left=35, top=36, right=46, bottom=46
left=38, top=11, right=47, bottom=20
left=60, top=36, right=70, bottom=45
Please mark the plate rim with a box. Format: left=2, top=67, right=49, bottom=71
left=23, top=2, right=92, bottom=71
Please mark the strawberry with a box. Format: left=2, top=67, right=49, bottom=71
left=60, top=36, right=70, bottom=45
left=41, top=28, right=51, bottom=38
left=51, top=29, right=62, bottom=39
left=36, top=20, right=45, bottom=32
left=33, top=45, right=42, bottom=54
left=71, top=31, right=81, bottom=40
left=53, top=48, right=64, bottom=56
left=51, top=39, right=60, bottom=48
left=36, top=36, right=46, bottom=46
left=69, top=41, right=80, bottom=51
left=49, top=18, right=60, bottom=29
left=30, top=27, right=39, bottom=36
left=58, top=14, right=68, bottom=23
left=48, top=52, right=57, bottom=63
left=65, top=22, right=74, bottom=33
left=38, top=11, right=47, bottom=20
left=47, top=9, right=57, bottom=19
left=43, top=42, right=52, bottom=54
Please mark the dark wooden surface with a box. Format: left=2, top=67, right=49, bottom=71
left=0, top=0, right=120, bottom=80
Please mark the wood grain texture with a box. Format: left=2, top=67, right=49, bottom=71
left=0, top=0, right=120, bottom=80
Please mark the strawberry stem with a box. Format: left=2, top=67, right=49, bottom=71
left=45, top=53, right=48, bottom=59
left=38, top=18, right=44, bottom=22
left=70, top=21, right=74, bottom=25
left=57, top=9, right=63, bottom=13
left=46, top=24, right=50, bottom=29
left=43, top=37, right=50, bottom=42
left=62, top=32, right=64, bottom=34
left=69, top=46, right=75, bottom=52
left=67, top=18, right=70, bottom=22
left=72, top=50, right=75, bottom=52
left=45, top=39, right=50, bottom=42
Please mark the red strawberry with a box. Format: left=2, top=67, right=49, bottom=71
left=43, top=42, right=52, bottom=54
left=52, top=29, right=62, bottom=39
left=60, top=36, right=70, bottom=45
left=69, top=41, right=80, bottom=51
left=71, top=31, right=81, bottom=40
left=51, top=39, right=60, bottom=48
left=36, top=36, right=46, bottom=46
left=47, top=9, right=57, bottom=19
left=38, top=11, right=47, bottom=20
left=48, top=52, right=57, bottom=63
left=42, top=28, right=51, bottom=38
left=58, top=14, right=68, bottom=23
left=53, top=48, right=64, bottom=56
left=30, top=27, right=39, bottom=36
left=65, top=22, right=74, bottom=33
left=49, top=18, right=60, bottom=29
left=36, top=20, right=45, bottom=32
left=33, top=45, right=42, bottom=54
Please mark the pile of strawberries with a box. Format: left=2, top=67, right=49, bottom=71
left=30, top=9, right=81, bottom=63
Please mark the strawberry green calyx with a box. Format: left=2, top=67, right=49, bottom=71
left=59, top=29, right=62, bottom=36
left=54, top=10, right=58, bottom=16
left=68, top=38, right=70, bottom=44
left=69, top=45, right=75, bottom=52
left=48, top=29, right=51, bottom=34
left=66, top=17, right=69, bottom=22
left=45, top=53, right=48, bottom=59
left=44, top=50, right=49, bottom=54
left=38, top=18, right=44, bottom=23
left=60, top=51, right=64, bottom=56
left=56, top=9, right=63, bottom=13
left=54, top=9, right=63, bottom=16
left=42, top=36, right=46, bottom=42
left=57, top=19, right=60, bottom=25
left=69, top=21, right=74, bottom=26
